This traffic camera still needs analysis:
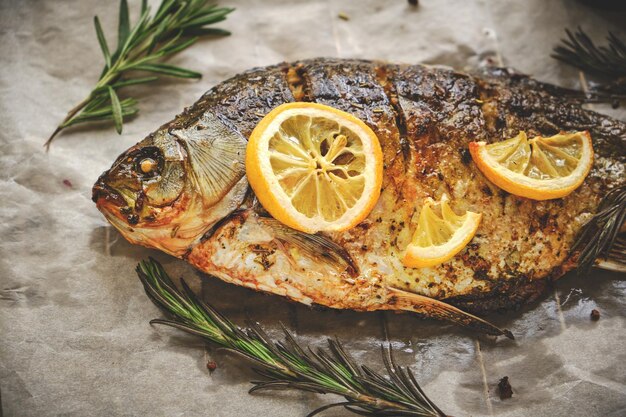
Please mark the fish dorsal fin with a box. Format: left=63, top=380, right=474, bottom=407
left=172, top=112, right=247, bottom=208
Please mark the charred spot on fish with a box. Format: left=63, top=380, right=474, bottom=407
left=135, top=191, right=146, bottom=212
left=509, top=96, right=534, bottom=118
left=482, top=185, right=493, bottom=196
left=494, top=114, right=506, bottom=131
left=466, top=242, right=480, bottom=252
left=252, top=244, right=276, bottom=270
left=375, top=64, right=410, bottom=167
left=460, top=148, right=472, bottom=165
left=201, top=209, right=248, bottom=242
left=355, top=222, right=371, bottom=231
left=473, top=268, right=489, bottom=280
left=127, top=214, right=139, bottom=225
left=285, top=63, right=311, bottom=102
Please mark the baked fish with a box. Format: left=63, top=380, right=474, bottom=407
left=93, top=58, right=625, bottom=338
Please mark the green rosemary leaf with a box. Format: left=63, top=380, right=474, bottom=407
left=62, top=106, right=138, bottom=128
left=46, top=0, right=233, bottom=148
left=92, top=77, right=159, bottom=94
left=67, top=99, right=134, bottom=122
left=132, top=63, right=202, bottom=79
left=108, top=86, right=123, bottom=134
left=146, top=18, right=173, bottom=55
left=94, top=16, right=111, bottom=68
left=83, top=92, right=109, bottom=113
left=552, top=28, right=626, bottom=80
left=112, top=76, right=160, bottom=89
left=183, top=27, right=231, bottom=37
left=117, top=10, right=150, bottom=63
left=155, top=0, right=176, bottom=23
left=181, top=8, right=234, bottom=29
left=117, top=0, right=130, bottom=51
left=150, top=318, right=221, bottom=341
left=160, top=36, right=198, bottom=55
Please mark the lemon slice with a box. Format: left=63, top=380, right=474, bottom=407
left=402, top=195, right=482, bottom=268
left=469, top=131, right=593, bottom=200
left=246, top=102, right=383, bottom=233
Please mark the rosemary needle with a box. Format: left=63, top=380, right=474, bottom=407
left=137, top=258, right=447, bottom=417
left=45, top=0, right=234, bottom=149
left=552, top=27, right=626, bottom=96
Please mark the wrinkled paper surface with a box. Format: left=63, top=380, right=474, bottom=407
left=1, top=0, right=625, bottom=416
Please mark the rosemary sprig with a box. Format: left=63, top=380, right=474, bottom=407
left=45, top=0, right=234, bottom=149
left=137, top=258, right=447, bottom=417
left=552, top=27, right=626, bottom=95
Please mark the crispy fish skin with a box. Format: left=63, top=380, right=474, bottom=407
left=94, top=58, right=625, bottom=331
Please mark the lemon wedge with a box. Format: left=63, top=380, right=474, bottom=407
left=402, top=195, right=482, bottom=268
left=246, top=102, right=383, bottom=233
left=469, top=131, right=593, bottom=200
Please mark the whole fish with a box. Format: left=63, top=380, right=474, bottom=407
left=93, top=58, right=625, bottom=337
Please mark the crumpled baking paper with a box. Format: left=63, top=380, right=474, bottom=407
left=1, top=0, right=625, bottom=416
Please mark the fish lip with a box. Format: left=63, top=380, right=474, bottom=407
left=92, top=175, right=126, bottom=208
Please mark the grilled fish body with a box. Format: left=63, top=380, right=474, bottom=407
left=93, top=59, right=625, bottom=337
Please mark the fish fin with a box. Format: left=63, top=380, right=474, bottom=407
left=596, top=235, right=626, bottom=273
left=571, top=184, right=626, bottom=276
left=386, top=287, right=514, bottom=339
left=258, top=217, right=359, bottom=277
left=172, top=112, right=247, bottom=208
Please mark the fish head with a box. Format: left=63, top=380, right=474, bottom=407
left=93, top=113, right=249, bottom=257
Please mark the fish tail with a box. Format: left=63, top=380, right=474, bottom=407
left=385, top=287, right=514, bottom=339
left=596, top=236, right=626, bottom=273
left=571, top=184, right=626, bottom=275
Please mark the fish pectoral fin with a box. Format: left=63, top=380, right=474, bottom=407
left=386, top=287, right=514, bottom=339
left=258, top=216, right=359, bottom=277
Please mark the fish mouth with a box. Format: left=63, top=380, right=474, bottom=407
left=92, top=177, right=138, bottom=235
left=92, top=175, right=126, bottom=208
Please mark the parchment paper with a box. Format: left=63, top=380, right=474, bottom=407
left=1, top=1, right=625, bottom=416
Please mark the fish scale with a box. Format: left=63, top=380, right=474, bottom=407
left=93, top=58, right=625, bottom=338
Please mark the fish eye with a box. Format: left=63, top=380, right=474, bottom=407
left=134, top=147, right=163, bottom=177
left=140, top=158, right=157, bottom=174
